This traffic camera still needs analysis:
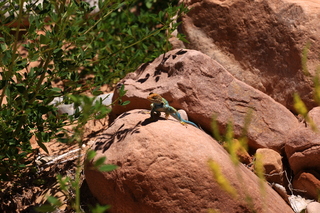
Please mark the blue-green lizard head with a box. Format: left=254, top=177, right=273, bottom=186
left=147, top=93, right=164, bottom=104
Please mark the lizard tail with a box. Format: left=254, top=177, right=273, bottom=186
left=181, top=120, right=199, bottom=129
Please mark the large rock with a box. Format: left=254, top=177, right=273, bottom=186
left=180, top=0, right=320, bottom=110
left=293, top=171, right=320, bottom=200
left=285, top=107, right=320, bottom=199
left=111, top=49, right=299, bottom=152
left=285, top=107, right=320, bottom=174
left=256, top=148, right=284, bottom=185
left=285, top=127, right=320, bottom=174
left=85, top=109, right=293, bottom=213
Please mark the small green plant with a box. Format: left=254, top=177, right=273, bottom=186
left=36, top=149, right=117, bottom=213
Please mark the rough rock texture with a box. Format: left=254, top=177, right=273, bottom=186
left=256, top=148, right=283, bottom=185
left=85, top=109, right=293, bottom=213
left=111, top=49, right=299, bottom=152
left=285, top=107, right=320, bottom=174
left=285, top=127, right=320, bottom=174
left=285, top=107, right=320, bottom=201
left=180, top=0, right=320, bottom=110
left=293, top=171, right=320, bottom=200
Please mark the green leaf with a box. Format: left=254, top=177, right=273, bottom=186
left=35, top=204, right=56, bottom=212
left=37, top=140, right=49, bottom=153
left=15, top=83, right=26, bottom=94
left=146, top=1, right=153, bottom=9
left=48, top=87, right=62, bottom=97
left=86, top=150, right=96, bottom=161
left=2, top=50, right=12, bottom=66
left=94, top=156, right=106, bottom=167
left=40, top=34, right=50, bottom=44
left=121, top=100, right=130, bottom=106
left=99, top=164, right=118, bottom=172
left=119, top=84, right=127, bottom=97
left=91, top=204, right=111, bottom=213
left=47, top=196, right=62, bottom=206
left=0, top=43, right=6, bottom=52
left=94, top=105, right=110, bottom=118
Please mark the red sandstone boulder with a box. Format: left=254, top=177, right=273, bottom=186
left=256, top=148, right=284, bottom=185
left=180, top=0, right=320, bottom=110
left=293, top=171, right=320, bottom=200
left=111, top=49, right=299, bottom=152
left=285, top=126, right=320, bottom=175
left=85, top=109, right=293, bottom=212
left=285, top=107, right=320, bottom=199
left=285, top=107, right=320, bottom=174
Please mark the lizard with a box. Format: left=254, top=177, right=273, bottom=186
left=147, top=92, right=199, bottom=128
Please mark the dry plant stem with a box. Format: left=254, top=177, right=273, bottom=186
left=44, top=148, right=81, bottom=166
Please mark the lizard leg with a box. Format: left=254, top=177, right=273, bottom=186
left=180, top=121, right=188, bottom=126
left=150, top=110, right=161, bottom=119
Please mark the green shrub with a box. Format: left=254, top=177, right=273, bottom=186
left=0, top=0, right=187, bottom=180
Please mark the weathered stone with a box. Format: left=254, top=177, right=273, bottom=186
left=285, top=109, right=320, bottom=175
left=256, top=148, right=283, bottom=185
left=293, top=171, right=320, bottom=200
left=180, top=0, right=320, bottom=110
left=285, top=107, right=320, bottom=199
left=111, top=49, right=299, bottom=152
left=85, top=109, right=293, bottom=213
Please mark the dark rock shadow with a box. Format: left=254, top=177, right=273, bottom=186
left=93, top=110, right=166, bottom=153
left=141, top=117, right=165, bottom=126
left=94, top=121, right=142, bottom=153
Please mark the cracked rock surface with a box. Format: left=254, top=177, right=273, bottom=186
left=111, top=49, right=299, bottom=152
